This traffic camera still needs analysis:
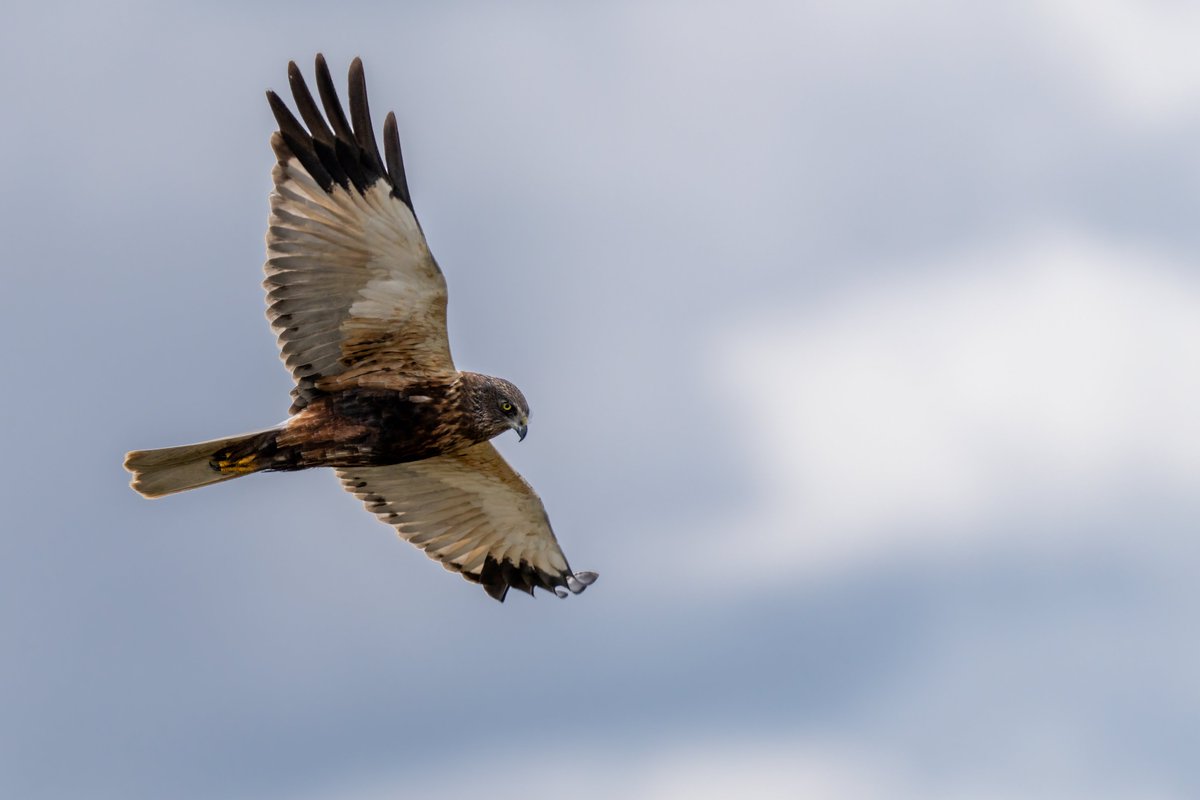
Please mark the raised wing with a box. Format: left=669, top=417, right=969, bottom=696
left=337, top=443, right=597, bottom=601
left=265, top=55, right=454, bottom=413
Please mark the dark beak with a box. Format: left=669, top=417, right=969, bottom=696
left=516, top=423, right=528, bottom=441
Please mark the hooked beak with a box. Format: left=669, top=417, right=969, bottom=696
left=515, top=418, right=528, bottom=441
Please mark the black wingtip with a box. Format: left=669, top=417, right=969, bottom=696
left=288, top=63, right=335, bottom=144
left=383, top=111, right=415, bottom=210
left=314, top=53, right=353, bottom=143
left=271, top=56, right=416, bottom=211
left=348, top=57, right=387, bottom=178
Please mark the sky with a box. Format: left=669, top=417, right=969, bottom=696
left=2, top=1, right=1199, bottom=798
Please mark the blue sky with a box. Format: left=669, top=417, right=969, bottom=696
left=2, top=2, right=1198, bottom=798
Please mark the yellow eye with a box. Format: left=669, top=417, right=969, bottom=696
left=500, top=400, right=513, bottom=412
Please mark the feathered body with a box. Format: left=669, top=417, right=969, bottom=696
left=208, top=373, right=525, bottom=473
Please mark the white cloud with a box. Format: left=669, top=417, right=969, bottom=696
left=1029, top=0, right=1200, bottom=125
left=294, top=738, right=890, bottom=800
left=697, top=232, right=1200, bottom=577
left=294, top=732, right=1185, bottom=800
left=629, top=741, right=889, bottom=800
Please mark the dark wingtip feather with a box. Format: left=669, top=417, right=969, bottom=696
left=314, top=53, right=354, bottom=144
left=265, top=89, right=286, bottom=116
left=348, top=57, right=387, bottom=179
left=383, top=111, right=415, bottom=210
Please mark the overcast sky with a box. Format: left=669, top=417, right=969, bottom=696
left=3, top=2, right=1199, bottom=798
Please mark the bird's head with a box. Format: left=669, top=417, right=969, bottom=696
left=462, top=373, right=531, bottom=442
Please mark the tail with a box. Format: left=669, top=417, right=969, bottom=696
left=124, top=429, right=278, bottom=498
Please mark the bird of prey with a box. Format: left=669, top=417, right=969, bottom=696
left=124, top=55, right=596, bottom=602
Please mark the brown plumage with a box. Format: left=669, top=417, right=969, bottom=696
left=124, top=56, right=595, bottom=603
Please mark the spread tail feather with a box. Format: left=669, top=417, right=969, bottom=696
left=124, top=430, right=277, bottom=498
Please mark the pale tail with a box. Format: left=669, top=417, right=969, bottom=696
left=124, top=430, right=275, bottom=498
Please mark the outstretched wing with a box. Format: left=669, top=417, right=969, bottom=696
left=265, top=55, right=454, bottom=414
left=337, top=443, right=597, bottom=601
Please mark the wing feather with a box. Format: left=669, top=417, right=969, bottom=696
left=315, top=54, right=356, bottom=148
left=265, top=55, right=454, bottom=413
left=337, top=443, right=597, bottom=602
left=383, top=112, right=414, bottom=209
left=348, top=58, right=387, bottom=178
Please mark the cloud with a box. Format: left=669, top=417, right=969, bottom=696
left=294, top=730, right=1188, bottom=800
left=292, top=738, right=889, bottom=800
left=1028, top=0, right=1200, bottom=125
left=693, top=232, right=1200, bottom=578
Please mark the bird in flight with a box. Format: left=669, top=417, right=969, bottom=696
left=124, top=55, right=596, bottom=602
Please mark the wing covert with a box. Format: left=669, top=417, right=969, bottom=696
left=337, top=443, right=597, bottom=601
left=265, top=55, right=454, bottom=413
